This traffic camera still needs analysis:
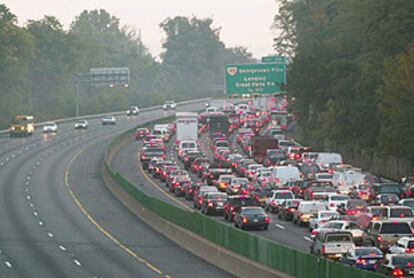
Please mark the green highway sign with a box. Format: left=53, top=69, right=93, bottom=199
left=261, top=56, right=285, bottom=64
left=225, top=63, right=286, bottom=95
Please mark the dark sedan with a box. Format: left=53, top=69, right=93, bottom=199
left=234, top=207, right=270, bottom=230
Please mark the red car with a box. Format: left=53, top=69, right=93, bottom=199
left=134, top=128, right=149, bottom=140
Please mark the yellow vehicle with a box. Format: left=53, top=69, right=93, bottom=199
left=10, top=115, right=35, bottom=137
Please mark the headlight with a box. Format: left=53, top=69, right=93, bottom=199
left=11, top=127, right=15, bottom=131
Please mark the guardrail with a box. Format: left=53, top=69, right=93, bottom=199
left=103, top=118, right=386, bottom=278
left=0, top=98, right=211, bottom=137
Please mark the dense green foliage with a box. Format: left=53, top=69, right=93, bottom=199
left=273, top=0, right=414, bottom=161
left=0, top=6, right=253, bottom=128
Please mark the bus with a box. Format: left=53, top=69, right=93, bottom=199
left=10, top=115, right=35, bottom=137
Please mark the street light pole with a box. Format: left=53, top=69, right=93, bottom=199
left=75, top=75, right=81, bottom=117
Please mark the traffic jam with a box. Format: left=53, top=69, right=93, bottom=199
left=137, top=98, right=414, bottom=277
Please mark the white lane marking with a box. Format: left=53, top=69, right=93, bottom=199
left=26, top=195, right=31, bottom=200
left=74, top=259, right=82, bottom=266
left=59, top=245, right=67, bottom=251
left=275, top=224, right=286, bottom=230
left=0, top=162, right=3, bottom=166
left=29, top=203, right=34, bottom=208
left=33, top=211, right=38, bottom=217
left=47, top=232, right=54, bottom=238
left=304, top=236, right=313, bottom=243
left=11, top=154, right=16, bottom=158
left=25, top=188, right=29, bottom=192
left=4, top=261, right=12, bottom=268
left=5, top=158, right=9, bottom=161
left=25, top=182, right=29, bottom=186
left=38, top=220, right=44, bottom=226
left=36, top=161, right=40, bottom=165
left=26, top=176, right=31, bottom=180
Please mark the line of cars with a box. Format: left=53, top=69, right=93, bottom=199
left=137, top=99, right=414, bottom=277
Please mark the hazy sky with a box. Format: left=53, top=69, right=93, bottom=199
left=3, top=0, right=278, bottom=59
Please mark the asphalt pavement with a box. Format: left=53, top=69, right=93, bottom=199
left=0, top=101, right=232, bottom=278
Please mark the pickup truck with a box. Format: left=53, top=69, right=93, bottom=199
left=292, top=201, right=327, bottom=226
left=310, top=230, right=354, bottom=260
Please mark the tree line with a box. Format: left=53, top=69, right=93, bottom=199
left=273, top=0, right=414, bottom=162
left=0, top=5, right=254, bottom=128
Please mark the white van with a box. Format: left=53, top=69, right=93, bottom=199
left=271, top=166, right=301, bottom=187
left=315, top=152, right=343, bottom=169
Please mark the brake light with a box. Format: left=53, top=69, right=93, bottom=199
left=174, top=182, right=179, bottom=186
left=264, top=217, right=270, bottom=223
left=405, top=248, right=414, bottom=253
left=242, top=217, right=248, bottom=224
left=377, top=235, right=382, bottom=242
left=287, top=208, right=295, bottom=212
left=161, top=154, right=166, bottom=159
left=321, top=244, right=325, bottom=254
left=188, top=189, right=193, bottom=193
left=329, top=203, right=335, bottom=207
left=392, top=268, right=404, bottom=277
left=274, top=178, right=280, bottom=184
left=346, top=210, right=356, bottom=215
left=208, top=201, right=213, bottom=207
left=355, top=258, right=367, bottom=265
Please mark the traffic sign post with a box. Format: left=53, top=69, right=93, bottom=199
left=225, top=63, right=286, bottom=95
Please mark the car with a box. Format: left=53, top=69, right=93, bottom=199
left=201, top=192, right=228, bottom=215
left=74, top=120, right=88, bottom=129
left=140, top=151, right=164, bottom=169
left=191, top=157, right=210, bottom=174
left=311, top=220, right=365, bottom=245
left=389, top=237, right=414, bottom=254
left=340, top=247, right=383, bottom=271
left=368, top=183, right=405, bottom=203
left=376, top=254, right=414, bottom=277
left=310, top=230, right=354, bottom=260
left=271, top=166, right=301, bottom=187
left=193, top=186, right=218, bottom=209
left=171, top=176, right=192, bottom=196
left=278, top=199, right=301, bottom=221
left=203, top=168, right=232, bottom=185
left=332, top=170, right=365, bottom=194
left=226, top=177, right=249, bottom=196
left=102, top=115, right=116, bottom=125
left=43, top=121, right=58, bottom=133
left=326, top=195, right=350, bottom=211
left=163, top=101, right=176, bottom=110
left=292, top=201, right=327, bottom=226
left=399, top=198, right=414, bottom=209
left=373, top=194, right=400, bottom=206
left=362, top=220, right=413, bottom=251
left=265, top=190, right=295, bottom=213
left=126, top=106, right=139, bottom=115
left=224, top=195, right=257, bottom=221
left=234, top=207, right=270, bottom=230
left=216, top=174, right=235, bottom=192
left=309, top=210, right=340, bottom=230
left=337, top=199, right=368, bottom=216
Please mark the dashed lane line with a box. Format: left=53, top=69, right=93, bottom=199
left=65, top=147, right=168, bottom=277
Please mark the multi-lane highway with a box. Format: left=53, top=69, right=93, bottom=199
left=111, top=118, right=313, bottom=252
left=0, top=101, right=232, bottom=278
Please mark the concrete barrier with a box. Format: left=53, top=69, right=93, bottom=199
left=101, top=163, right=292, bottom=278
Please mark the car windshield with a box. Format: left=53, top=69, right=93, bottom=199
left=380, top=186, right=401, bottom=194
left=326, top=234, right=352, bottom=242
left=390, top=208, right=414, bottom=218
left=243, top=208, right=264, bottom=215
left=317, top=174, right=332, bottom=179
left=392, top=256, right=414, bottom=267
left=208, top=194, right=227, bottom=200
left=323, top=222, right=343, bottom=229
left=355, top=248, right=382, bottom=257
left=320, top=212, right=338, bottom=218
left=331, top=195, right=349, bottom=201
left=403, top=201, right=414, bottom=208
left=181, top=142, right=196, bottom=148
left=381, top=223, right=411, bottom=234
left=275, top=192, right=293, bottom=199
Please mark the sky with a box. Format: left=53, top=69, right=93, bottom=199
left=3, top=0, right=278, bottom=59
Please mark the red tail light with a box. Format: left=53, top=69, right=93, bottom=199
left=208, top=201, right=213, bottom=207
left=377, top=235, right=382, bottom=242
left=311, top=230, right=318, bottom=236
left=174, top=182, right=179, bottom=186
left=287, top=208, right=295, bottom=212
left=264, top=217, right=270, bottom=223
left=161, top=154, right=166, bottom=159
left=356, top=258, right=367, bottom=265
left=329, top=203, right=335, bottom=207
left=242, top=217, right=248, bottom=224
left=346, top=210, right=356, bottom=215
left=405, top=248, right=414, bottom=253
left=188, top=189, right=193, bottom=193
left=321, top=244, right=325, bottom=254
left=392, top=268, right=404, bottom=277
left=274, top=178, right=280, bottom=184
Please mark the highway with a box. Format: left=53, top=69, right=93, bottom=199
left=0, top=101, right=232, bottom=278
left=111, top=121, right=313, bottom=252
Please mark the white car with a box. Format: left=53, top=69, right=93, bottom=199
left=311, top=220, right=364, bottom=245
left=265, top=190, right=295, bottom=213
left=315, top=172, right=334, bottom=183
left=43, top=122, right=58, bottom=133
left=327, top=195, right=350, bottom=211
left=74, top=120, right=88, bottom=129
left=102, top=115, right=116, bottom=125
left=163, top=101, right=176, bottom=110
left=332, top=170, right=365, bottom=194
left=126, top=106, right=139, bottom=115
left=389, top=237, right=414, bottom=254
left=309, top=210, right=340, bottom=230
